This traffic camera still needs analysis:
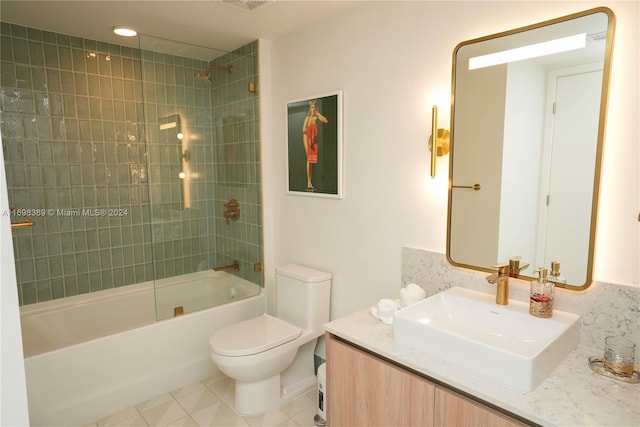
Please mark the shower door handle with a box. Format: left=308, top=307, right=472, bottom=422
left=9, top=208, right=36, bottom=229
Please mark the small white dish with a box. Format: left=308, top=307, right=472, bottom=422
left=370, top=306, right=393, bottom=325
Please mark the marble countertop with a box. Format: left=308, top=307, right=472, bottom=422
left=324, top=307, right=640, bottom=427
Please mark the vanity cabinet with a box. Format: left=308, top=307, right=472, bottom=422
left=434, top=387, right=526, bottom=427
left=326, top=334, right=527, bottom=427
left=326, top=333, right=435, bottom=426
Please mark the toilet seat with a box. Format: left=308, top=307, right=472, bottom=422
left=210, top=314, right=302, bottom=357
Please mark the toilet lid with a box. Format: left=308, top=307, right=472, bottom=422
left=210, top=314, right=302, bottom=357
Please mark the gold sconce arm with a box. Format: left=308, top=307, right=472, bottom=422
left=431, top=106, right=438, bottom=178
left=429, top=105, right=450, bottom=178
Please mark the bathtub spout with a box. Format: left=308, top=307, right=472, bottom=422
left=213, top=261, right=240, bottom=272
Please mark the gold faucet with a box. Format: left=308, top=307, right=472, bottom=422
left=508, top=256, right=530, bottom=278
left=486, top=264, right=509, bottom=305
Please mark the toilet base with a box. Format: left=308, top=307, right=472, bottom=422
left=232, top=340, right=319, bottom=416
left=281, top=340, right=317, bottom=402
left=234, top=374, right=318, bottom=416
left=235, top=375, right=281, bottom=416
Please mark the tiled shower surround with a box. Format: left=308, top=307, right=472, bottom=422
left=0, top=22, right=262, bottom=306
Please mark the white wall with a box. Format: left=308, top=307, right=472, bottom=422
left=0, top=137, right=30, bottom=425
left=499, top=61, right=545, bottom=267
left=450, top=60, right=506, bottom=269
left=262, top=0, right=639, bottom=321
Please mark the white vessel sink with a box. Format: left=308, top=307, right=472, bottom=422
left=393, top=287, right=580, bottom=392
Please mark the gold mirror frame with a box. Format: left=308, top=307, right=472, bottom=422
left=446, top=7, right=615, bottom=290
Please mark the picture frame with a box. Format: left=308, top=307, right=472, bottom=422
left=286, top=91, right=343, bottom=198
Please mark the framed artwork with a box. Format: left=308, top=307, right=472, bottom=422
left=286, top=91, right=343, bottom=198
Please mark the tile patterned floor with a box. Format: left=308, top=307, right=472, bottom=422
left=84, top=373, right=319, bottom=427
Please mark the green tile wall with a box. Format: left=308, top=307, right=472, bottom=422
left=140, top=37, right=262, bottom=286
left=209, top=42, right=263, bottom=285
left=1, top=22, right=262, bottom=306
left=140, top=44, right=215, bottom=281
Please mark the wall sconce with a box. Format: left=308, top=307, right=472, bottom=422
left=429, top=105, right=450, bottom=178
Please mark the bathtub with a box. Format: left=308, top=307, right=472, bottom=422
left=20, top=271, right=264, bottom=426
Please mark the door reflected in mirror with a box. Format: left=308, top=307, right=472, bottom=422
left=447, top=8, right=615, bottom=289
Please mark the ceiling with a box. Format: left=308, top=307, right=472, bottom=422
left=0, top=0, right=360, bottom=57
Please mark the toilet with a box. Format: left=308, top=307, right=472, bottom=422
left=209, top=264, right=331, bottom=415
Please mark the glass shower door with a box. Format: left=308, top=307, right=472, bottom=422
left=138, top=35, right=263, bottom=320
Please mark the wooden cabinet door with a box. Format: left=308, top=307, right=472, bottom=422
left=434, top=387, right=526, bottom=427
left=326, top=334, right=435, bottom=427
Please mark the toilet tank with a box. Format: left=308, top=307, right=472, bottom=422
left=275, top=264, right=331, bottom=333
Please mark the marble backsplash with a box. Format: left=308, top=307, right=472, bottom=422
left=401, top=246, right=640, bottom=352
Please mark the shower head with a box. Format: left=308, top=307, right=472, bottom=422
left=194, top=64, right=233, bottom=84
left=194, top=72, right=214, bottom=84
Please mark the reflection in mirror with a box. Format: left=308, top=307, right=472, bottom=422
left=158, top=114, right=189, bottom=209
left=447, top=8, right=615, bottom=289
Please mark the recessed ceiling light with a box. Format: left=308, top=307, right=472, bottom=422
left=113, top=26, right=137, bottom=37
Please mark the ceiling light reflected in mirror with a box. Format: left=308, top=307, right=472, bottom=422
left=468, top=33, right=587, bottom=70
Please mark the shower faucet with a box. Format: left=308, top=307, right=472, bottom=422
left=224, top=199, right=240, bottom=224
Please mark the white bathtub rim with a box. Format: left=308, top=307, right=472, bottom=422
left=24, top=286, right=265, bottom=362
left=154, top=269, right=238, bottom=289
left=20, top=270, right=253, bottom=317
left=21, top=270, right=263, bottom=358
left=20, top=280, right=154, bottom=317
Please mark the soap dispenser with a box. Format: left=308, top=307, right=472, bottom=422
left=549, top=261, right=566, bottom=284
left=530, top=268, right=554, bottom=318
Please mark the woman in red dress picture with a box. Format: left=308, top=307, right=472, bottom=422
left=302, top=99, right=328, bottom=191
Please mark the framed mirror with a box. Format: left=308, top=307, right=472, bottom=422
left=446, top=8, right=615, bottom=289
